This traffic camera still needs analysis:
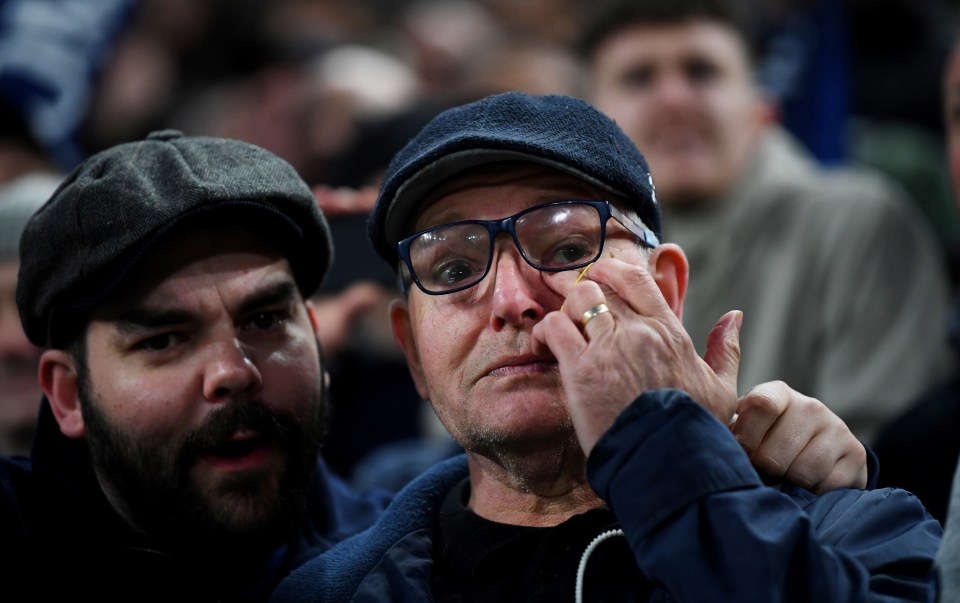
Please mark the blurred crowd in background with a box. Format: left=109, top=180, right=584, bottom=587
left=7, top=1, right=960, bottom=225
left=3, top=0, right=960, bottom=498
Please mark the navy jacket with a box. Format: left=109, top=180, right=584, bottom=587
left=0, top=401, right=391, bottom=601
left=273, top=389, right=941, bottom=602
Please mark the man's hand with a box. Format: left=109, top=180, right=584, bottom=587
left=308, top=282, right=385, bottom=357
left=731, top=381, right=868, bottom=492
left=531, top=256, right=741, bottom=456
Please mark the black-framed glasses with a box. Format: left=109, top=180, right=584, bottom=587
left=397, top=200, right=660, bottom=295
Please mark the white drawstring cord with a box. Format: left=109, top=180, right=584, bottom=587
left=575, top=528, right=625, bottom=603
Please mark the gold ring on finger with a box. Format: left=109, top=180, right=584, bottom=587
left=581, top=303, right=611, bottom=327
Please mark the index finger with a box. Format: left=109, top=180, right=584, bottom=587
left=731, top=382, right=789, bottom=457
left=579, top=255, right=678, bottom=324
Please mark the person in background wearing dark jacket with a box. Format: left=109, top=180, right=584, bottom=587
left=0, top=131, right=390, bottom=600
left=273, top=91, right=942, bottom=602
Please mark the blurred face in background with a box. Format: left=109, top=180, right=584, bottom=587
left=0, top=260, right=42, bottom=456
left=589, top=19, right=771, bottom=207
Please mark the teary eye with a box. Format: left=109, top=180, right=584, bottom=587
left=433, top=257, right=480, bottom=286
left=541, top=238, right=595, bottom=267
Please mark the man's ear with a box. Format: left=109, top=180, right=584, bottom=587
left=649, top=243, right=689, bottom=321
left=305, top=299, right=321, bottom=334
left=38, top=349, right=86, bottom=438
left=389, top=298, right=430, bottom=400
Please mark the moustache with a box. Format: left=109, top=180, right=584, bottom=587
left=180, top=400, right=300, bottom=459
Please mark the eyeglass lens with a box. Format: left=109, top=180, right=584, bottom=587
left=408, top=203, right=604, bottom=293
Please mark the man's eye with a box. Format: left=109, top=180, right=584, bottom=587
left=432, top=257, right=480, bottom=285
left=138, top=333, right=178, bottom=352
left=619, top=65, right=653, bottom=90
left=553, top=243, right=592, bottom=266
left=539, top=237, right=596, bottom=268
left=246, top=311, right=285, bottom=331
left=686, top=59, right=719, bottom=84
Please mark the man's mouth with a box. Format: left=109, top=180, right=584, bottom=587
left=485, top=356, right=559, bottom=379
left=199, top=432, right=275, bottom=471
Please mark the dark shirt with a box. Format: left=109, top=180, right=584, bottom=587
left=431, top=479, right=651, bottom=602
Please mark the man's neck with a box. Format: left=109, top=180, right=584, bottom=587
left=464, top=445, right=604, bottom=527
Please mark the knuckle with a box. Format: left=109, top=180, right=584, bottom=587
left=787, top=463, right=821, bottom=489
left=753, top=451, right=787, bottom=478
left=738, top=387, right=780, bottom=416
left=795, top=396, right=822, bottom=419
left=734, top=433, right=757, bottom=456
left=728, top=338, right=741, bottom=363
left=620, top=263, right=650, bottom=286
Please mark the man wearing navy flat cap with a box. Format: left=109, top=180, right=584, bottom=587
left=0, top=131, right=389, bottom=600
left=274, top=92, right=941, bottom=602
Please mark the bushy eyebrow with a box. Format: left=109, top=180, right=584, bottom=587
left=110, top=280, right=299, bottom=335
left=111, top=308, right=194, bottom=335
left=235, top=280, right=299, bottom=316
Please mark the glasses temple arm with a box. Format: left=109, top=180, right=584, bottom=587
left=609, top=205, right=660, bottom=248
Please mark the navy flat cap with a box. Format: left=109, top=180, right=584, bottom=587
left=368, top=92, right=661, bottom=268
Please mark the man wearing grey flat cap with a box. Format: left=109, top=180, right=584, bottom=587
left=0, top=131, right=389, bottom=600
left=274, top=92, right=941, bottom=602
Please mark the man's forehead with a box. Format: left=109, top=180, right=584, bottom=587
left=95, top=225, right=294, bottom=314
left=598, top=19, right=751, bottom=69
left=414, top=161, right=607, bottom=226
left=93, top=269, right=300, bottom=333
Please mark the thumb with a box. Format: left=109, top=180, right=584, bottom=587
left=703, top=310, right=742, bottom=390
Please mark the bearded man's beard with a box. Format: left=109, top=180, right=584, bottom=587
left=79, top=376, right=328, bottom=557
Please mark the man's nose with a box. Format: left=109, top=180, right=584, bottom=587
left=202, top=338, right=263, bottom=402
left=488, top=240, right=547, bottom=330
left=653, top=71, right=697, bottom=106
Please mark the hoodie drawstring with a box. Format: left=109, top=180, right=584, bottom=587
left=575, top=528, right=625, bottom=603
